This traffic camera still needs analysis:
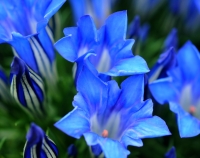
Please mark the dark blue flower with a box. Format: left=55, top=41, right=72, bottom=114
left=132, top=0, right=163, bottom=17
left=0, top=0, right=66, bottom=83
left=148, top=47, right=177, bottom=83
left=55, top=65, right=170, bottom=158
left=148, top=29, right=178, bottom=83
left=169, top=0, right=200, bottom=31
left=165, top=146, right=176, bottom=158
left=69, top=0, right=116, bottom=27
left=23, top=123, right=58, bottom=158
left=55, top=11, right=149, bottom=81
left=150, top=41, right=200, bottom=137
left=127, top=16, right=149, bottom=43
left=163, top=28, right=178, bottom=51
left=67, top=144, right=77, bottom=157
left=10, top=57, right=45, bottom=116
left=0, top=66, right=11, bottom=102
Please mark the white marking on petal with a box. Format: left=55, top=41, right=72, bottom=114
left=21, top=74, right=43, bottom=116
left=28, top=67, right=44, bottom=94
left=42, top=138, right=57, bottom=158
left=31, top=145, right=37, bottom=158
left=78, top=46, right=88, bottom=58
left=179, top=84, right=192, bottom=113
left=91, top=112, right=121, bottom=140
left=46, top=26, right=54, bottom=43
left=148, top=66, right=163, bottom=83
left=11, top=47, right=19, bottom=57
left=29, top=37, right=53, bottom=83
left=96, top=48, right=111, bottom=73
left=10, top=75, right=20, bottom=105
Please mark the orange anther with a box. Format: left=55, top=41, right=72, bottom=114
left=102, top=129, right=108, bottom=137
left=189, top=106, right=196, bottom=114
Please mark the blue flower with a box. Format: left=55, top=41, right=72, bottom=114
left=0, top=0, right=66, bottom=83
left=55, top=11, right=149, bottom=81
left=0, top=66, right=11, bottom=102
left=132, top=0, right=163, bottom=17
left=163, top=28, right=178, bottom=51
left=55, top=65, right=171, bottom=158
left=169, top=0, right=200, bottom=31
left=10, top=57, right=45, bottom=116
left=165, top=146, right=176, bottom=158
left=69, top=0, right=116, bottom=27
left=148, top=29, right=178, bottom=83
left=23, top=123, right=58, bottom=158
left=127, top=15, right=149, bottom=43
left=149, top=41, right=200, bottom=137
left=67, top=144, right=77, bottom=157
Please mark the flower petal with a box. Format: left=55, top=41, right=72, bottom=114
left=11, top=32, right=38, bottom=73
left=177, top=41, right=200, bottom=82
left=165, top=146, right=176, bottom=158
left=169, top=102, right=200, bottom=137
left=127, top=116, right=171, bottom=139
left=76, top=65, right=108, bottom=115
left=116, top=74, right=144, bottom=108
left=10, top=57, right=45, bottom=116
left=54, top=107, right=90, bottom=139
left=105, top=56, right=149, bottom=76
left=121, top=134, right=143, bottom=147
left=84, top=132, right=130, bottom=158
left=55, top=36, right=78, bottom=62
left=44, top=0, right=66, bottom=20
left=105, top=11, right=127, bottom=46
left=77, top=15, right=97, bottom=46
left=149, top=77, right=179, bottom=104
left=68, top=0, right=85, bottom=22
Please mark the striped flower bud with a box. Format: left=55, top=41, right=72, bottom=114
left=23, top=123, right=58, bottom=158
left=10, top=57, right=45, bottom=116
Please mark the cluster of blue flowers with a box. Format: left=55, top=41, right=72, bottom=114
left=1, top=0, right=200, bottom=158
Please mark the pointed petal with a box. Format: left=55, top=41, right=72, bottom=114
left=63, top=27, right=78, bottom=44
left=148, top=48, right=177, bottom=83
left=121, top=134, right=143, bottom=147
left=68, top=0, right=85, bottom=22
left=165, top=146, right=176, bottom=158
left=128, top=116, right=171, bottom=138
left=11, top=32, right=38, bottom=73
left=54, top=107, right=90, bottom=139
left=111, top=39, right=135, bottom=62
left=72, top=92, right=90, bottom=115
left=44, top=0, right=66, bottom=20
left=177, top=41, right=200, bottom=82
left=55, top=36, right=78, bottom=62
left=77, top=15, right=97, bottom=46
left=105, top=56, right=149, bottom=76
left=149, top=77, right=179, bottom=104
left=105, top=11, right=127, bottom=46
left=76, top=65, right=108, bottom=114
left=116, top=74, right=144, bottom=108
left=169, top=102, right=200, bottom=137
left=121, top=100, right=153, bottom=133
left=127, top=15, right=140, bottom=38
left=37, top=27, right=55, bottom=63
left=164, top=28, right=178, bottom=50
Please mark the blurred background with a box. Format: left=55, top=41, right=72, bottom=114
left=1, top=0, right=200, bottom=157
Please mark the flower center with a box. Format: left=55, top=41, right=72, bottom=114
left=189, top=105, right=196, bottom=114
left=102, top=129, right=108, bottom=137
